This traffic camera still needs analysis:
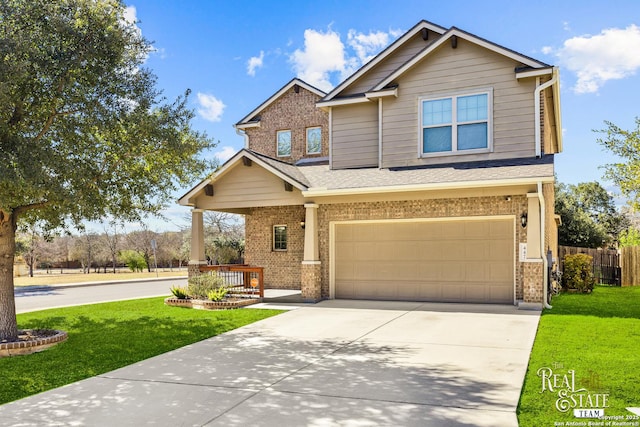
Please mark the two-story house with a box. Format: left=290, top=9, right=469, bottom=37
left=179, top=20, right=562, bottom=308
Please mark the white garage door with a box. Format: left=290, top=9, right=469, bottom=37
left=334, top=218, right=514, bottom=303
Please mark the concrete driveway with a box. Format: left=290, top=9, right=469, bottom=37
left=0, top=300, right=540, bottom=426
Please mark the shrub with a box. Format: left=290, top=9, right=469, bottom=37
left=563, top=253, right=595, bottom=292
left=170, top=286, right=189, bottom=299
left=207, top=287, right=228, bottom=301
left=118, top=250, right=147, bottom=272
left=187, top=273, right=226, bottom=299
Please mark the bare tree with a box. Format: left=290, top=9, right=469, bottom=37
left=101, top=221, right=122, bottom=273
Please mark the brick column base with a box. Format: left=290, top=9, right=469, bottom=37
left=301, top=262, right=322, bottom=302
left=188, top=262, right=207, bottom=278
left=523, top=262, right=544, bottom=303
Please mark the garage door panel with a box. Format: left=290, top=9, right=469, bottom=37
left=334, top=219, right=514, bottom=304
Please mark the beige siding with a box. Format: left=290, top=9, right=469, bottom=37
left=195, top=163, right=304, bottom=210
left=342, top=33, right=443, bottom=96
left=331, top=103, right=379, bottom=169
left=380, top=39, right=537, bottom=168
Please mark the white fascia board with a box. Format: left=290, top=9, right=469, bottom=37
left=552, top=68, right=564, bottom=152
left=321, top=20, right=446, bottom=101
left=516, top=68, right=554, bottom=79
left=365, top=87, right=398, bottom=99
left=234, top=122, right=260, bottom=130
left=316, top=96, right=371, bottom=108
left=178, top=178, right=211, bottom=206
left=373, top=28, right=549, bottom=91
left=302, top=176, right=554, bottom=198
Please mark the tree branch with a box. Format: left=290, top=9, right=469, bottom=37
left=13, top=201, right=51, bottom=220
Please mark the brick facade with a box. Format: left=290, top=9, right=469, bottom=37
left=243, top=194, right=548, bottom=303
left=245, top=86, right=328, bottom=164
left=245, top=205, right=305, bottom=289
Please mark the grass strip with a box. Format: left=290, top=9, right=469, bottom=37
left=518, top=286, right=640, bottom=426
left=0, top=297, right=282, bottom=404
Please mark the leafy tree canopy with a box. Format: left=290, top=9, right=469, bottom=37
left=0, top=0, right=213, bottom=341
left=555, top=181, right=629, bottom=248
left=596, top=118, right=640, bottom=210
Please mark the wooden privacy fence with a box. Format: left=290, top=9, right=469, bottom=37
left=558, top=246, right=621, bottom=286
left=621, top=246, right=640, bottom=286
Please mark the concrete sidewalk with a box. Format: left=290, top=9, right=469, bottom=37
left=0, top=300, right=540, bottom=426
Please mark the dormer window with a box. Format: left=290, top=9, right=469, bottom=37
left=306, top=127, right=322, bottom=154
left=420, top=90, right=492, bottom=156
left=277, top=130, right=291, bottom=157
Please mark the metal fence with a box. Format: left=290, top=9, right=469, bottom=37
left=198, top=265, right=264, bottom=298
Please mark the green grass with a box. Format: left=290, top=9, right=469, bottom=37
left=0, top=297, right=283, bottom=404
left=518, top=286, right=640, bottom=426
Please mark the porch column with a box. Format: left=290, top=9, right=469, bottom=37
left=303, top=203, right=319, bottom=261
left=301, top=203, right=321, bottom=301
left=526, top=193, right=541, bottom=259
left=188, top=208, right=207, bottom=277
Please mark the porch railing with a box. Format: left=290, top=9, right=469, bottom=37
left=199, top=265, right=264, bottom=298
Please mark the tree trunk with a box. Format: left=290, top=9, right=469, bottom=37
left=0, top=211, right=19, bottom=342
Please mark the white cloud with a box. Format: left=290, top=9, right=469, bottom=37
left=247, top=51, right=265, bottom=76
left=215, top=146, right=236, bottom=162
left=549, top=25, right=640, bottom=93
left=289, top=26, right=400, bottom=92
left=290, top=28, right=347, bottom=92
left=123, top=5, right=137, bottom=25
left=197, top=93, right=225, bottom=122
left=348, top=29, right=391, bottom=64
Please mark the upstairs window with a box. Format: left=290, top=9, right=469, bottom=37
left=273, top=225, right=287, bottom=251
left=306, top=127, right=322, bottom=154
left=420, top=91, right=491, bottom=155
left=277, top=130, right=291, bottom=157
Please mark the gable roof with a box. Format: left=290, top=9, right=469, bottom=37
left=179, top=149, right=555, bottom=206
left=178, top=149, right=310, bottom=206
left=321, top=20, right=447, bottom=102
left=235, top=78, right=326, bottom=128
left=371, top=26, right=550, bottom=92
left=320, top=20, right=552, bottom=105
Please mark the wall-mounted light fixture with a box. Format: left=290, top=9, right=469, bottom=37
left=520, top=212, right=528, bottom=228
left=300, top=221, right=306, bottom=229
left=505, top=196, right=512, bottom=202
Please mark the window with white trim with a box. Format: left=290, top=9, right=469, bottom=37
left=306, top=127, right=321, bottom=154
left=276, top=130, right=291, bottom=157
left=420, top=91, right=491, bottom=155
left=273, top=225, right=287, bottom=251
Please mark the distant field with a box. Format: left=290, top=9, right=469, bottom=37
left=14, top=269, right=187, bottom=287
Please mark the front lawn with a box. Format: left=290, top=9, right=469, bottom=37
left=518, top=286, right=640, bottom=426
left=0, top=297, right=283, bottom=404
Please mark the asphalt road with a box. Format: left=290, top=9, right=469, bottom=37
left=14, top=278, right=187, bottom=314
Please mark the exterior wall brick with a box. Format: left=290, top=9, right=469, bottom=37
left=245, top=86, right=328, bottom=164
left=187, top=262, right=206, bottom=278
left=301, top=262, right=322, bottom=301
left=523, top=262, right=544, bottom=302
left=245, top=205, right=305, bottom=289
left=243, top=194, right=550, bottom=303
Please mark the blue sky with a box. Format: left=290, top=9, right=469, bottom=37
left=123, top=0, right=640, bottom=231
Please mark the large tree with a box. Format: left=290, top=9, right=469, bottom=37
left=597, top=118, right=640, bottom=208
left=0, top=1, right=213, bottom=341
left=555, top=181, right=629, bottom=248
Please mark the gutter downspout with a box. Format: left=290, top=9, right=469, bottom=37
left=235, top=127, right=249, bottom=149
left=534, top=68, right=558, bottom=158
left=538, top=181, right=552, bottom=309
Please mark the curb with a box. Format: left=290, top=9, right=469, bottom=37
left=15, top=276, right=188, bottom=293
